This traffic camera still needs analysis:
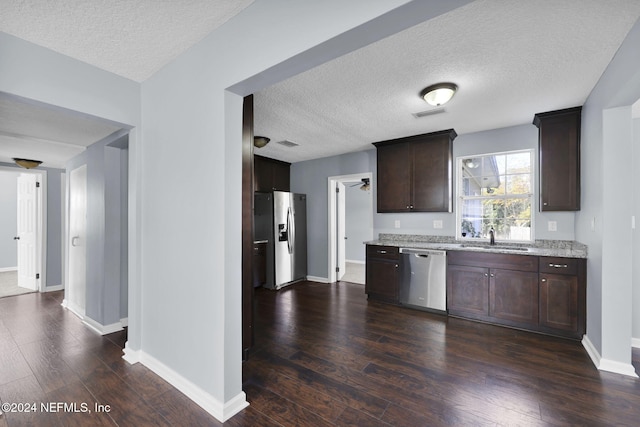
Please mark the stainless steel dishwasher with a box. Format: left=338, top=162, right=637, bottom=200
left=399, top=248, right=447, bottom=313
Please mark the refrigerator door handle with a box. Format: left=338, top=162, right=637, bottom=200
left=287, top=207, right=294, bottom=254
left=289, top=207, right=295, bottom=255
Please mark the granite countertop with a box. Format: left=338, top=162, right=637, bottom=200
left=365, top=234, right=588, bottom=259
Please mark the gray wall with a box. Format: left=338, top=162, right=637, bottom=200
left=0, top=164, right=65, bottom=287
left=292, top=123, right=577, bottom=281
left=345, top=183, right=373, bottom=262
left=575, top=17, right=640, bottom=364
left=291, top=151, right=375, bottom=277
left=66, top=133, right=129, bottom=326
left=0, top=170, right=17, bottom=269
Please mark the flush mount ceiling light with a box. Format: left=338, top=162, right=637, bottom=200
left=464, top=158, right=479, bottom=168
left=420, top=83, right=458, bottom=106
left=253, top=136, right=270, bottom=148
left=12, top=158, right=42, bottom=169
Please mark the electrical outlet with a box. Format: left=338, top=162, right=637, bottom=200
left=433, top=220, right=443, bottom=229
left=394, top=220, right=400, bottom=229
left=548, top=221, right=557, bottom=232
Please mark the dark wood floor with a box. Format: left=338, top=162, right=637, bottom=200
left=243, top=281, right=640, bottom=426
left=0, top=290, right=238, bottom=426
left=2, top=285, right=640, bottom=426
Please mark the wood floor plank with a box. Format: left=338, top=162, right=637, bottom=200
left=242, top=282, right=640, bottom=425
left=18, top=339, right=79, bottom=394
left=146, top=387, right=224, bottom=427
left=244, top=382, right=337, bottom=427
left=0, top=375, right=61, bottom=427
left=0, top=345, right=33, bottom=386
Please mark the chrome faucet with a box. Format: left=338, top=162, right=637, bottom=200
left=489, top=227, right=495, bottom=246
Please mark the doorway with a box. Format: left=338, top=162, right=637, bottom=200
left=0, top=166, right=46, bottom=298
left=66, top=164, right=87, bottom=317
left=327, top=173, right=373, bottom=284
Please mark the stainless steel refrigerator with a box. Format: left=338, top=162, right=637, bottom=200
left=254, top=191, right=307, bottom=290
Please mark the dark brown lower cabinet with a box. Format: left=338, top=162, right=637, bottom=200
left=489, top=269, right=539, bottom=327
left=448, top=251, right=586, bottom=340
left=538, top=257, right=586, bottom=338
left=447, top=265, right=489, bottom=320
left=365, top=245, right=400, bottom=303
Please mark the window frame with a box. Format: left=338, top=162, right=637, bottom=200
left=455, top=149, right=535, bottom=243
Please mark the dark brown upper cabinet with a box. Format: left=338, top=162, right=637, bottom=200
left=533, top=107, right=581, bottom=211
left=254, top=154, right=290, bottom=192
left=373, top=129, right=456, bottom=213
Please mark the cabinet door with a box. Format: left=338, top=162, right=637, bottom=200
left=271, top=161, right=290, bottom=192
left=254, top=155, right=291, bottom=192
left=254, top=155, right=272, bottom=192
left=447, top=265, right=489, bottom=319
left=365, top=258, right=399, bottom=302
left=539, top=273, right=578, bottom=333
left=411, top=135, right=452, bottom=212
left=489, top=269, right=539, bottom=326
left=536, top=107, right=581, bottom=211
left=376, top=143, right=411, bottom=212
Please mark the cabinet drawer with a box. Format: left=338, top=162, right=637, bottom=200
left=366, top=245, right=399, bottom=260
left=448, top=251, right=538, bottom=272
left=539, top=257, right=579, bottom=275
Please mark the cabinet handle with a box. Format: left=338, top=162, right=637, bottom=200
left=541, top=278, right=547, bottom=282
left=490, top=273, right=495, bottom=277
left=410, top=205, right=414, bottom=209
left=406, top=205, right=410, bottom=209
left=377, top=250, right=387, bottom=254
left=395, top=264, right=398, bottom=268
left=549, top=263, right=568, bottom=268
left=484, top=273, right=489, bottom=277
left=543, top=202, right=548, bottom=206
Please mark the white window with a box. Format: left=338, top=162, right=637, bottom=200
left=457, top=150, right=534, bottom=242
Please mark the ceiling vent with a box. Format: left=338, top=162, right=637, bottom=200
left=412, top=108, right=446, bottom=118
left=276, top=140, right=299, bottom=148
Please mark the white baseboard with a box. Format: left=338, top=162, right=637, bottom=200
left=346, top=259, right=365, bottom=265
left=599, top=358, right=639, bottom=378
left=122, top=342, right=141, bottom=364
left=62, top=300, right=86, bottom=320
left=306, top=276, right=331, bottom=284
left=44, top=284, right=64, bottom=292
left=138, top=350, right=249, bottom=422
left=582, top=334, right=638, bottom=378
left=582, top=334, right=600, bottom=368
left=632, top=337, right=640, bottom=348
left=0, top=266, right=17, bottom=273
left=82, top=316, right=124, bottom=336
left=120, top=317, right=128, bottom=327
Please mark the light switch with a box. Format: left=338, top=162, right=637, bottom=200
left=548, top=221, right=557, bottom=232
left=394, top=220, right=400, bottom=229
left=433, top=220, right=443, bottom=229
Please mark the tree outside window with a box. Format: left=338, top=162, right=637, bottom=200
left=458, top=150, right=533, bottom=241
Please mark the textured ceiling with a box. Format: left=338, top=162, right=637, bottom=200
left=0, top=0, right=254, bottom=82
left=254, top=0, right=640, bottom=163
left=1, top=1, right=639, bottom=169
left=0, top=93, right=126, bottom=168
left=0, top=0, right=254, bottom=168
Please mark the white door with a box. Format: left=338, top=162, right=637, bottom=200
left=337, top=182, right=346, bottom=281
left=17, top=173, right=38, bottom=290
left=68, top=165, right=87, bottom=316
